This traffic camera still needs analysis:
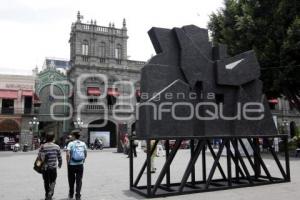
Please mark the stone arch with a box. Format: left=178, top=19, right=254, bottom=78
left=85, top=116, right=119, bottom=126
left=0, top=119, right=20, bottom=133
left=37, top=83, right=65, bottom=97
left=88, top=118, right=118, bottom=148
left=37, top=84, right=65, bottom=117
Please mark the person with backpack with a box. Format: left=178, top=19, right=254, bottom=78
left=39, top=132, right=62, bottom=200
left=66, top=130, right=87, bottom=200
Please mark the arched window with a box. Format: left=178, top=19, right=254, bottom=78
left=99, top=42, right=106, bottom=58
left=82, top=40, right=89, bottom=55
left=115, top=44, right=122, bottom=59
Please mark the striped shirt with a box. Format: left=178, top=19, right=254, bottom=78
left=39, top=142, right=62, bottom=169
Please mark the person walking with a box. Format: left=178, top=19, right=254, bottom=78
left=132, top=131, right=138, bottom=157
left=150, top=140, right=157, bottom=173
left=123, top=134, right=130, bottom=155
left=132, top=140, right=138, bottom=157
left=65, top=133, right=74, bottom=199
left=144, top=140, right=156, bottom=173
left=127, top=140, right=138, bottom=158
left=65, top=134, right=73, bottom=150
left=66, top=130, right=87, bottom=200
left=39, top=132, right=62, bottom=200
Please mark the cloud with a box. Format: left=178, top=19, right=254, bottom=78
left=0, top=0, right=72, bottom=23
left=0, top=0, right=224, bottom=73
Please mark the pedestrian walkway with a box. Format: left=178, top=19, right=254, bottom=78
left=0, top=149, right=299, bottom=200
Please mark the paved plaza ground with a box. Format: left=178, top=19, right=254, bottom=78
left=0, top=148, right=299, bottom=200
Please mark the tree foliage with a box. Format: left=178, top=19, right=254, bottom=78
left=208, top=0, right=300, bottom=111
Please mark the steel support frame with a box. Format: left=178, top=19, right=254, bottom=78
left=129, top=135, right=290, bottom=198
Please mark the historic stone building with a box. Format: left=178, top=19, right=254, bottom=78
left=35, top=59, right=70, bottom=144
left=67, top=12, right=145, bottom=149
left=268, top=98, right=300, bottom=137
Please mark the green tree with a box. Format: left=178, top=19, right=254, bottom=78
left=208, top=0, right=300, bottom=111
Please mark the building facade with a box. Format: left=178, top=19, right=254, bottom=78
left=269, top=98, right=300, bottom=138
left=35, top=59, right=70, bottom=145
left=0, top=74, right=36, bottom=150
left=68, top=12, right=145, bottom=149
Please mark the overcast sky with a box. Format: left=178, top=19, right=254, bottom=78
left=0, top=0, right=224, bottom=75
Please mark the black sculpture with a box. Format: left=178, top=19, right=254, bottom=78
left=130, top=25, right=290, bottom=198
left=136, top=25, right=276, bottom=138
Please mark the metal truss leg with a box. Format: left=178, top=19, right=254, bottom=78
left=253, top=138, right=261, bottom=178
left=202, top=142, right=207, bottom=182
left=133, top=140, right=159, bottom=187
left=190, top=139, right=196, bottom=185
left=233, top=139, right=239, bottom=182
left=265, top=138, right=287, bottom=180
left=152, top=140, right=183, bottom=195
left=230, top=139, right=253, bottom=184
left=205, top=139, right=227, bottom=189
left=147, top=139, right=152, bottom=197
left=238, top=138, right=255, bottom=171
left=179, top=140, right=206, bottom=192
left=226, top=139, right=232, bottom=186
left=284, top=136, right=291, bottom=181
left=207, top=140, right=227, bottom=180
left=227, top=145, right=246, bottom=179
left=247, top=138, right=273, bottom=182
left=165, top=140, right=171, bottom=187
left=129, top=139, right=134, bottom=188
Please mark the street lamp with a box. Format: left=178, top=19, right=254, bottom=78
left=282, top=120, right=289, bottom=126
left=281, top=120, right=290, bottom=136
left=28, top=117, right=40, bottom=150
left=29, top=117, right=40, bottom=136
left=29, top=117, right=40, bottom=148
left=74, top=117, right=84, bottom=130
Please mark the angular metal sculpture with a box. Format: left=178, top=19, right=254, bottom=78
left=136, top=25, right=276, bottom=138
left=130, top=25, right=290, bottom=198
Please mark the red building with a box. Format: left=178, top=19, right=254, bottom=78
left=0, top=74, right=36, bottom=150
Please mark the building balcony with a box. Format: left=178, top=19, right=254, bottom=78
left=100, top=58, right=106, bottom=63
left=72, top=55, right=144, bottom=72
left=127, top=60, right=146, bottom=66
left=75, top=55, right=107, bottom=66
left=23, top=108, right=33, bottom=115
left=1, top=108, right=14, bottom=115
left=0, top=107, right=34, bottom=115
left=73, top=23, right=125, bottom=37
left=81, top=104, right=134, bottom=114
left=85, top=104, right=106, bottom=113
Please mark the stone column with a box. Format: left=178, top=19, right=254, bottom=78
left=80, top=127, right=89, bottom=144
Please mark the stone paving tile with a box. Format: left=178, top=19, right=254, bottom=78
left=0, top=149, right=299, bottom=200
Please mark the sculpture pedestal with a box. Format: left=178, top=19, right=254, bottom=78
left=129, top=135, right=290, bottom=198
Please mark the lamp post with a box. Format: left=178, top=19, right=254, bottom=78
left=29, top=117, right=40, bottom=137
left=74, top=117, right=84, bottom=130
left=28, top=117, right=40, bottom=150
left=282, top=120, right=290, bottom=137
